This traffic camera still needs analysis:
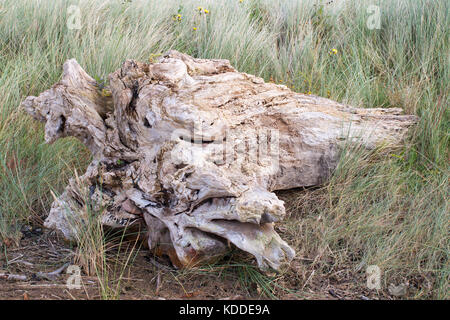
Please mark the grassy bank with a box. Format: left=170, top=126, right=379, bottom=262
left=0, top=0, right=448, bottom=299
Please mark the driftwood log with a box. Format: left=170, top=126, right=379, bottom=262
left=22, top=51, right=417, bottom=271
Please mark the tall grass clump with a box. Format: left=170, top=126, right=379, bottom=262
left=0, top=0, right=448, bottom=298
left=65, top=173, right=141, bottom=299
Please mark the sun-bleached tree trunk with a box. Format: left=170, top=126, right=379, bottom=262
left=22, top=51, right=417, bottom=271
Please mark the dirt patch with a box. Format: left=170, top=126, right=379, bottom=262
left=0, top=223, right=393, bottom=300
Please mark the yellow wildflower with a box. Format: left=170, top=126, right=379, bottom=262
left=193, top=27, right=197, bottom=31
left=196, top=7, right=209, bottom=14
left=330, top=48, right=338, bottom=55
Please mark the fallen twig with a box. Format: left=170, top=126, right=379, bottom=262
left=6, top=254, right=24, bottom=264
left=0, top=273, right=28, bottom=281
left=17, top=283, right=67, bottom=288
left=220, top=295, right=245, bottom=300
left=155, top=272, right=162, bottom=295
left=7, top=259, right=34, bottom=267
left=34, top=262, right=70, bottom=281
